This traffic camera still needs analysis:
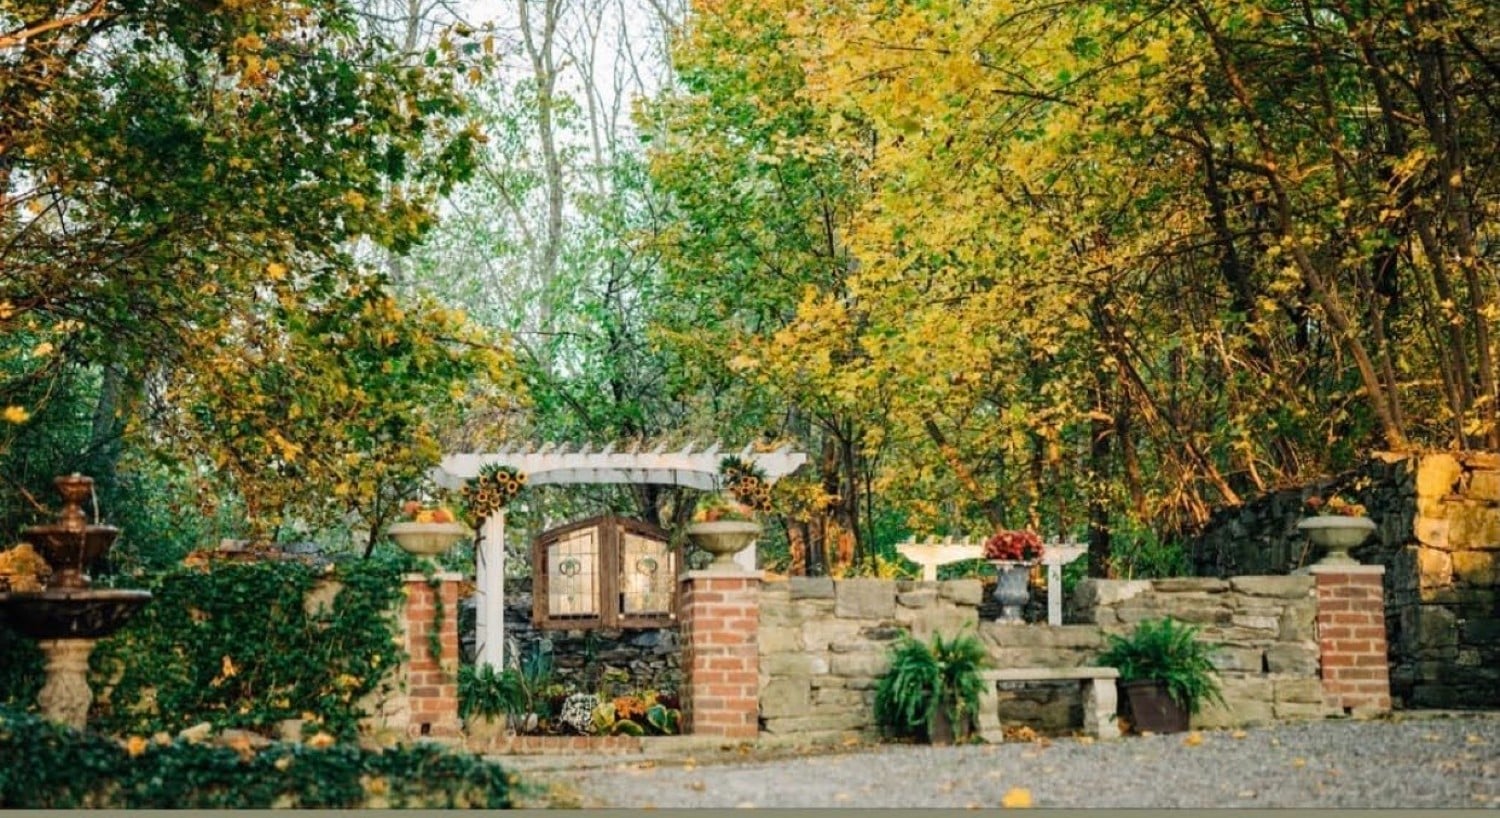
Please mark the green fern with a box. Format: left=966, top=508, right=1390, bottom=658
left=1097, top=617, right=1226, bottom=714
left=874, top=628, right=991, bottom=741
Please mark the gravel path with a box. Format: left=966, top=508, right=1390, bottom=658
left=524, top=712, right=1500, bottom=808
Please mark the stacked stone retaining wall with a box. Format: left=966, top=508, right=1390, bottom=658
left=757, top=578, right=983, bottom=739
left=459, top=578, right=681, bottom=695
left=1072, top=576, right=1334, bottom=728
left=1188, top=452, right=1500, bottom=709
left=757, top=574, right=1334, bottom=739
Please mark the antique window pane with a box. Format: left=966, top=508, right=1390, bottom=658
left=546, top=527, right=599, bottom=618
left=620, top=531, right=674, bottom=616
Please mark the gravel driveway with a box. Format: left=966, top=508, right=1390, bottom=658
left=520, top=712, right=1500, bottom=808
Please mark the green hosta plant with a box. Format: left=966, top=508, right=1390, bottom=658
left=1097, top=617, right=1226, bottom=714
left=873, top=629, right=990, bottom=743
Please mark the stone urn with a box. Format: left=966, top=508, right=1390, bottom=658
left=990, top=560, right=1033, bottom=624
left=1296, top=515, right=1376, bottom=566
left=388, top=521, right=471, bottom=556
left=685, top=520, right=760, bottom=570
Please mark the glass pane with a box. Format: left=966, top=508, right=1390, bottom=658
left=620, top=531, right=674, bottom=615
left=547, top=528, right=599, bottom=617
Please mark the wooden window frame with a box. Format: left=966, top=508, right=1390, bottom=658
left=532, top=514, right=679, bottom=630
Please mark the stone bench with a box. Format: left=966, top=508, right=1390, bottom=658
left=975, top=667, right=1120, bottom=742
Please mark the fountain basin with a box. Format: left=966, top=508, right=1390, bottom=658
left=0, top=588, right=152, bottom=639
left=18, top=525, right=120, bottom=589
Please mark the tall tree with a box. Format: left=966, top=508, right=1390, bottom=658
left=1, top=0, right=520, bottom=543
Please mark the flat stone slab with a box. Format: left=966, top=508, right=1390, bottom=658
left=980, top=666, right=1119, bottom=682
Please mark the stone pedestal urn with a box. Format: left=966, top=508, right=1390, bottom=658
left=388, top=522, right=471, bottom=556
left=1297, top=515, right=1376, bottom=566
left=990, top=560, right=1033, bottom=624
left=686, top=521, right=760, bottom=570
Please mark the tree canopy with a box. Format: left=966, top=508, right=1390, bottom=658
left=1, top=0, right=521, bottom=550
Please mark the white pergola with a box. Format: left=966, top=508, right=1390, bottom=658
left=434, top=441, right=807, bottom=670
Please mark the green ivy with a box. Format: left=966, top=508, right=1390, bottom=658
left=86, top=556, right=412, bottom=739
left=0, top=622, right=43, bottom=710
left=427, top=573, right=445, bottom=666
left=0, top=706, right=512, bottom=808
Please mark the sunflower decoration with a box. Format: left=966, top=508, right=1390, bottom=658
left=460, top=463, right=528, bottom=523
left=719, top=455, right=773, bottom=514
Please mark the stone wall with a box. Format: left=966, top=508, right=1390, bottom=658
left=1072, top=576, right=1335, bottom=728
left=459, top=577, right=681, bottom=694
left=1187, top=452, right=1500, bottom=709
left=758, top=578, right=984, bottom=739
left=756, top=575, right=1342, bottom=739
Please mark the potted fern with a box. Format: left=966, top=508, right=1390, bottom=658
left=1097, top=617, right=1225, bottom=734
left=873, top=629, right=991, bottom=744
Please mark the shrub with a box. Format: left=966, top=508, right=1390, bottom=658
left=0, top=706, right=512, bottom=808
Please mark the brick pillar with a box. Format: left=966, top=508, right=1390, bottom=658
left=680, top=569, right=761, bottom=739
left=1312, top=564, right=1392, bottom=715
left=403, top=572, right=463, bottom=739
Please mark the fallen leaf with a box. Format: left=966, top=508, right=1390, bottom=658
left=1075, top=736, right=1095, bottom=746
left=305, top=732, right=335, bottom=750
left=834, top=793, right=852, bottom=802
left=1183, top=731, right=1204, bottom=747
left=1238, top=790, right=1256, bottom=798
left=1002, top=788, right=1033, bottom=809
left=688, top=781, right=705, bottom=792
left=842, top=735, right=861, bottom=747
left=1231, top=730, right=1248, bottom=739
left=1291, top=757, right=1307, bottom=768
left=1466, top=734, right=1484, bottom=745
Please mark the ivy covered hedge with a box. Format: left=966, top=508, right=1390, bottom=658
left=83, top=557, right=417, bottom=739
left=0, top=706, right=512, bottom=808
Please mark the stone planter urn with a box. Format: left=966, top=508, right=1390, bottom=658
left=685, top=520, right=760, bottom=570
left=1296, top=515, right=1376, bottom=566
left=990, top=560, right=1033, bottom=624
left=388, top=522, right=471, bottom=556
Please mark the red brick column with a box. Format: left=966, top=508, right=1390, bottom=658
left=1311, top=564, right=1392, bottom=715
left=680, top=570, right=761, bottom=739
left=403, top=572, right=462, bottom=739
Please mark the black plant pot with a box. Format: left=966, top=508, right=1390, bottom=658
left=927, top=705, right=955, bottom=745
left=1120, top=680, right=1189, bottom=734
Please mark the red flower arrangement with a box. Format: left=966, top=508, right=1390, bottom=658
left=983, top=529, right=1044, bottom=562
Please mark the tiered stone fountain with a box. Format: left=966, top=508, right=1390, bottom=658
left=0, top=474, right=151, bottom=728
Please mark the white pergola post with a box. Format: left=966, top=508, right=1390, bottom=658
left=475, top=509, right=507, bottom=671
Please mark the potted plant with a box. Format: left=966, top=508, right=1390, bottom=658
left=873, top=629, right=991, bottom=744
left=1297, top=494, right=1375, bottom=566
left=387, top=501, right=471, bottom=556
left=685, top=494, right=761, bottom=569
left=1097, top=617, right=1225, bottom=734
left=983, top=529, right=1043, bottom=624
